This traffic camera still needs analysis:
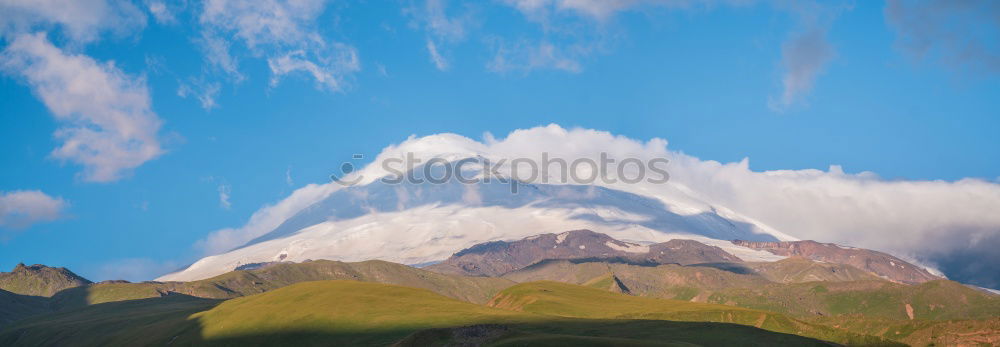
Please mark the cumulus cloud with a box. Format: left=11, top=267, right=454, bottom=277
left=0, top=33, right=165, bottom=182
left=198, top=0, right=360, bottom=90
left=0, top=0, right=145, bottom=43
left=0, top=190, right=67, bottom=230
left=885, top=0, right=1000, bottom=73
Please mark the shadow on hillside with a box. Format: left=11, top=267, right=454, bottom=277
left=0, top=289, right=50, bottom=328
left=0, top=291, right=905, bottom=347
left=0, top=294, right=223, bottom=346
left=689, top=262, right=758, bottom=275
left=190, top=320, right=843, bottom=347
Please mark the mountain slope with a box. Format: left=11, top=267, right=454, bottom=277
left=488, top=281, right=898, bottom=346
left=0, top=289, right=49, bottom=328
left=739, top=257, right=884, bottom=283
left=0, top=263, right=91, bottom=297
left=425, top=229, right=743, bottom=276
left=159, top=170, right=793, bottom=281
left=732, top=240, right=941, bottom=284
left=501, top=259, right=1000, bottom=321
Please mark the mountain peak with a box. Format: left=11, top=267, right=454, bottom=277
left=0, top=263, right=91, bottom=297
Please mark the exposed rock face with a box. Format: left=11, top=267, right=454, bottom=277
left=0, top=263, right=91, bottom=297
left=425, top=230, right=741, bottom=276
left=731, top=240, right=941, bottom=284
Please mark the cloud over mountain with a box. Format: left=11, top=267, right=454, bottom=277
left=188, top=125, right=1000, bottom=287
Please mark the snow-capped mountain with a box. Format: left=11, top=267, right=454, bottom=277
left=158, top=132, right=794, bottom=281
left=158, top=125, right=978, bottom=283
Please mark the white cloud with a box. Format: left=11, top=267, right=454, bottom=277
left=198, top=0, right=360, bottom=90
left=0, top=33, right=165, bottom=182
left=218, top=183, right=232, bottom=210
left=502, top=0, right=709, bottom=23
left=426, top=39, right=448, bottom=70
left=195, top=183, right=338, bottom=255
left=0, top=190, right=67, bottom=230
left=177, top=78, right=221, bottom=110
left=144, top=0, right=178, bottom=25
left=197, top=31, right=244, bottom=82
left=0, top=0, right=146, bottom=43
left=266, top=46, right=359, bottom=91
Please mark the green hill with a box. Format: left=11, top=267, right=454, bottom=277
left=489, top=281, right=898, bottom=346
left=0, top=263, right=90, bottom=297
left=0, top=289, right=50, bottom=327
left=0, top=280, right=848, bottom=346
left=805, top=315, right=1000, bottom=346
left=0, top=294, right=220, bottom=346
left=503, top=259, right=1000, bottom=320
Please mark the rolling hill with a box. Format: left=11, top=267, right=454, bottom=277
left=0, top=280, right=854, bottom=346
left=501, top=258, right=1000, bottom=321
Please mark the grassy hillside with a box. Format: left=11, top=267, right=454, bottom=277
left=0, top=264, right=91, bottom=297
left=504, top=259, right=1000, bottom=320
left=489, top=281, right=898, bottom=346
left=806, top=315, right=1000, bottom=346
left=0, top=294, right=219, bottom=346
left=707, top=279, right=1000, bottom=320
left=0, top=289, right=49, bottom=328
left=0, top=280, right=848, bottom=346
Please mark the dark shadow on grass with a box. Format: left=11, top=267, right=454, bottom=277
left=195, top=319, right=876, bottom=347
left=0, top=291, right=908, bottom=347
left=689, top=262, right=759, bottom=275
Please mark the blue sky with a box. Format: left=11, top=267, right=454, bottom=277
left=1, top=0, right=998, bottom=281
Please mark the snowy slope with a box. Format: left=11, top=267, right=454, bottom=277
left=158, top=133, right=794, bottom=281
